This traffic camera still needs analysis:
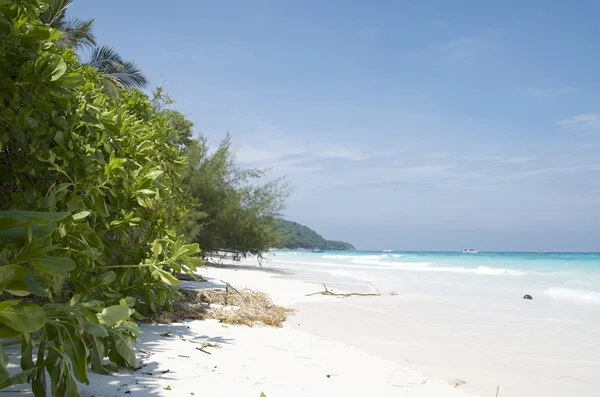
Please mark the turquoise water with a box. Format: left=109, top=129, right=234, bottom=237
left=268, top=250, right=600, bottom=305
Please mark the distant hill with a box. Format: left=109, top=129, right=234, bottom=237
left=273, top=219, right=355, bottom=251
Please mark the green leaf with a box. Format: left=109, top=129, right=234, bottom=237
left=175, top=243, right=200, bottom=259
left=59, top=72, right=84, bottom=89
left=83, top=309, right=109, bottom=337
left=29, top=256, right=76, bottom=277
left=144, top=170, right=163, bottom=180
left=5, top=275, right=49, bottom=297
left=71, top=211, right=91, bottom=220
left=0, top=265, right=29, bottom=290
left=90, top=337, right=110, bottom=375
left=31, top=341, right=46, bottom=397
left=0, top=304, right=46, bottom=332
left=63, top=329, right=89, bottom=384
left=0, top=367, right=38, bottom=390
left=0, top=211, right=70, bottom=231
left=97, top=305, right=131, bottom=326
left=155, top=268, right=179, bottom=286
left=112, top=331, right=137, bottom=368
left=97, top=271, right=116, bottom=285
left=0, top=300, right=19, bottom=311
left=182, top=257, right=204, bottom=271
left=104, top=157, right=126, bottom=176
left=151, top=240, right=162, bottom=257
left=0, top=324, right=20, bottom=338
left=20, top=333, right=35, bottom=371
left=49, top=59, right=67, bottom=81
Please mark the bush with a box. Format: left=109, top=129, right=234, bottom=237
left=0, top=2, right=200, bottom=395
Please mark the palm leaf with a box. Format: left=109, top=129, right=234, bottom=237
left=57, top=18, right=96, bottom=49
left=86, top=45, right=149, bottom=96
left=39, top=0, right=72, bottom=26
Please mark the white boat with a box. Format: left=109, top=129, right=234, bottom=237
left=383, top=249, right=392, bottom=253
left=462, top=249, right=479, bottom=253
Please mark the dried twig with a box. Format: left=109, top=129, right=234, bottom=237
left=306, top=283, right=381, bottom=298
left=557, top=375, right=586, bottom=384
left=196, top=347, right=211, bottom=355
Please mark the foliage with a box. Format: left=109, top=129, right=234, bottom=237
left=0, top=2, right=200, bottom=395
left=273, top=220, right=355, bottom=251
left=39, top=0, right=96, bottom=49
left=182, top=130, right=291, bottom=258
left=39, top=0, right=148, bottom=95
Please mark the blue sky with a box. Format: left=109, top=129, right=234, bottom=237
left=71, top=1, right=600, bottom=251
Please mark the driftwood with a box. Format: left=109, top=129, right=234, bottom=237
left=306, top=283, right=381, bottom=298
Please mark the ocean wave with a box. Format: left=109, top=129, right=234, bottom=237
left=348, top=259, right=526, bottom=276
left=412, top=265, right=526, bottom=276
left=322, top=254, right=384, bottom=260
left=544, top=287, right=600, bottom=305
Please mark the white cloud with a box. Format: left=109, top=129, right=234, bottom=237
left=313, top=147, right=368, bottom=161
left=557, top=113, right=600, bottom=131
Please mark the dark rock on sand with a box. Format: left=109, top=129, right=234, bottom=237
left=523, top=294, right=533, bottom=300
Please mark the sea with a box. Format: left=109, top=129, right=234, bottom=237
left=267, top=250, right=600, bottom=306
left=263, top=250, right=600, bottom=397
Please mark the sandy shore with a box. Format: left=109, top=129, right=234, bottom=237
left=49, top=264, right=470, bottom=397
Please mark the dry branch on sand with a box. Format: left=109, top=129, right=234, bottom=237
left=143, top=287, right=291, bottom=327
left=306, top=283, right=382, bottom=298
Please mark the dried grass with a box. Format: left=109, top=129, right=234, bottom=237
left=143, top=287, right=291, bottom=327
left=199, top=288, right=292, bottom=327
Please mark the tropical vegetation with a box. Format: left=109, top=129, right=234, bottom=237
left=274, top=219, right=355, bottom=251
left=0, top=1, right=295, bottom=395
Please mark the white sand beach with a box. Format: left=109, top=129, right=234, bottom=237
left=5, top=257, right=599, bottom=397
left=75, top=264, right=470, bottom=397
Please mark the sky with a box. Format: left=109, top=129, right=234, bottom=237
left=71, top=0, right=600, bottom=251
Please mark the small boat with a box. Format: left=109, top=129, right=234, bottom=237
left=462, top=249, right=479, bottom=254
left=383, top=249, right=392, bottom=253
left=312, top=249, right=325, bottom=253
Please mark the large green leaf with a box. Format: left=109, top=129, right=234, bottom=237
left=63, top=328, right=89, bottom=384
left=0, top=211, right=70, bottom=231
left=155, top=268, right=179, bottom=286
left=0, top=304, right=46, bottom=332
left=83, top=310, right=108, bottom=337
left=111, top=331, right=137, bottom=368
left=29, top=256, right=76, bottom=277
left=97, top=305, right=131, bottom=326
left=89, top=337, right=110, bottom=375
left=174, top=243, right=199, bottom=259
left=5, top=275, right=49, bottom=297
left=0, top=222, right=58, bottom=241
left=0, top=265, right=29, bottom=290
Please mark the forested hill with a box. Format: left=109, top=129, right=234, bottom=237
left=274, top=219, right=355, bottom=250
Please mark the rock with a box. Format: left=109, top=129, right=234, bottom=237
left=523, top=294, right=533, bottom=300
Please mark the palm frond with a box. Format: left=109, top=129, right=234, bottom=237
left=87, top=45, right=124, bottom=69
left=57, top=18, right=96, bottom=49
left=103, top=61, right=148, bottom=89
left=86, top=45, right=149, bottom=95
left=39, top=0, right=73, bottom=26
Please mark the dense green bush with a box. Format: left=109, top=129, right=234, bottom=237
left=0, top=1, right=200, bottom=395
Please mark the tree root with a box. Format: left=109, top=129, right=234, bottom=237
left=306, top=283, right=381, bottom=298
